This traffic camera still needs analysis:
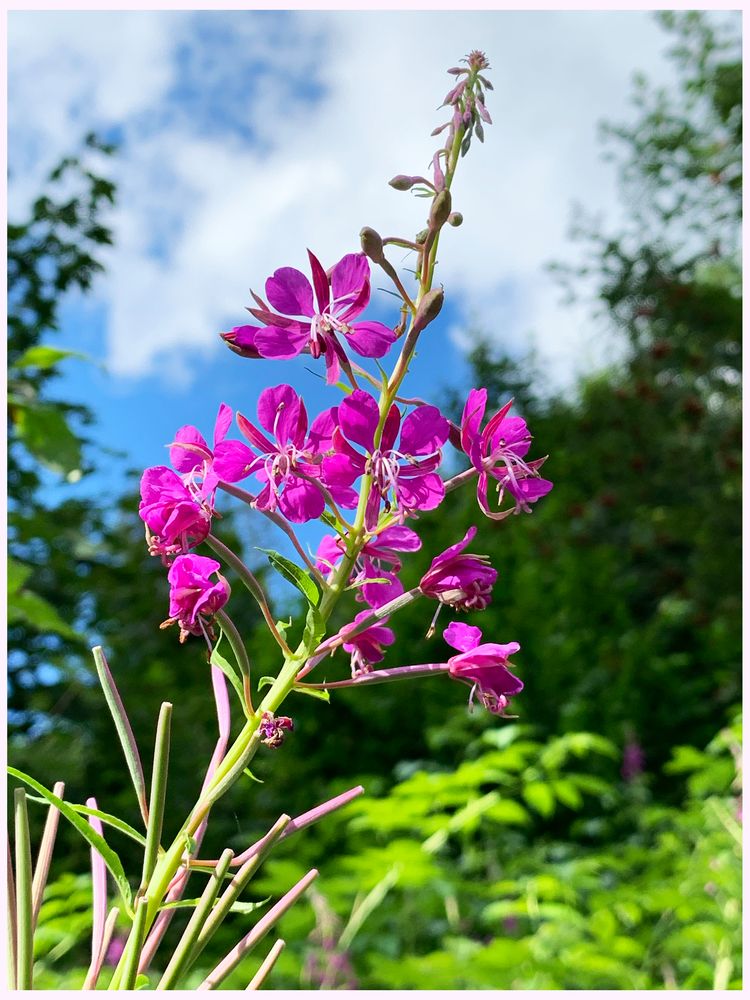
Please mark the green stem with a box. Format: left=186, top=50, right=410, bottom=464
left=14, top=789, right=33, bottom=990
left=206, top=534, right=292, bottom=656
left=140, top=703, right=172, bottom=892
left=118, top=896, right=149, bottom=990
left=156, top=848, right=234, bottom=990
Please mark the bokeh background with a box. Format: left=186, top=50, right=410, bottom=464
left=8, top=9, right=741, bottom=990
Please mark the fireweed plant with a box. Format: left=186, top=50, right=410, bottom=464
left=9, top=52, right=553, bottom=990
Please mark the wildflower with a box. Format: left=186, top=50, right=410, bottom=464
left=339, top=611, right=395, bottom=676
left=324, top=389, right=449, bottom=526
left=139, top=466, right=211, bottom=557
left=420, top=525, right=497, bottom=611
left=163, top=554, right=230, bottom=641
left=237, top=252, right=397, bottom=384
left=460, top=389, right=553, bottom=519
left=212, top=385, right=355, bottom=523
left=259, top=711, right=294, bottom=748
left=443, top=621, right=522, bottom=715
left=621, top=738, right=645, bottom=782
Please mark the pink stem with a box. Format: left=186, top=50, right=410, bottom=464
left=197, top=871, right=318, bottom=990
left=86, top=798, right=107, bottom=970
left=194, top=785, right=365, bottom=869
left=298, top=662, right=449, bottom=690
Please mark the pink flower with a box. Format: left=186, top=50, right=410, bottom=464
left=420, top=526, right=497, bottom=611
left=166, top=554, right=230, bottom=640
left=443, top=621, right=522, bottom=715
left=324, top=389, right=449, bottom=526
left=139, top=466, right=211, bottom=557
left=460, top=389, right=552, bottom=519
left=340, top=611, right=395, bottom=676
left=234, top=251, right=397, bottom=384
left=316, top=525, right=422, bottom=608
left=212, top=385, right=355, bottom=523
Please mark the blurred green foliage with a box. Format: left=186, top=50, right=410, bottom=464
left=9, top=10, right=741, bottom=991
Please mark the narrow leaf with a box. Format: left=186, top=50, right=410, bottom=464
left=25, top=796, right=148, bottom=847
left=13, top=345, right=88, bottom=369
left=211, top=632, right=250, bottom=713
left=92, top=646, right=149, bottom=827
left=258, top=548, right=320, bottom=606
left=291, top=684, right=330, bottom=703
left=8, top=768, right=133, bottom=913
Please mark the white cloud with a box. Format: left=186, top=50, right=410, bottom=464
left=9, top=10, right=681, bottom=389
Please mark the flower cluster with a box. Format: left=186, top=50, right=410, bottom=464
left=137, top=51, right=553, bottom=723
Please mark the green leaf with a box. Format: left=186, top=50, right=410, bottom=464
left=243, top=768, right=264, bottom=783
left=522, top=781, right=556, bottom=818
left=8, top=768, right=133, bottom=914
left=8, top=589, right=79, bottom=639
left=291, top=684, right=330, bottom=703
left=210, top=631, right=250, bottom=715
left=24, top=797, right=147, bottom=846
left=258, top=675, right=275, bottom=691
left=8, top=557, right=33, bottom=596
left=14, top=404, right=82, bottom=477
left=158, top=896, right=270, bottom=914
left=258, top=548, right=320, bottom=606
left=13, top=345, right=88, bottom=370
left=302, top=604, right=326, bottom=649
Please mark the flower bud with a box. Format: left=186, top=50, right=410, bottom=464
left=359, top=227, right=384, bottom=263
left=413, top=287, right=444, bottom=334
left=429, top=189, right=452, bottom=229
left=389, top=174, right=416, bottom=191
left=415, top=228, right=429, bottom=245
left=448, top=212, right=463, bottom=227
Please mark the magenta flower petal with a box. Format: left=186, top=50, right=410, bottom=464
left=308, top=406, right=339, bottom=452
left=170, top=426, right=210, bottom=474
left=397, top=472, right=445, bottom=511
left=460, top=388, right=487, bottom=467
left=338, top=390, right=380, bottom=451
left=213, top=403, right=234, bottom=446
left=255, top=325, right=310, bottom=360
left=345, top=321, right=398, bottom=358
left=399, top=405, right=450, bottom=456
left=322, top=452, right=361, bottom=487
left=375, top=525, right=422, bottom=553
left=307, top=250, right=330, bottom=314
left=221, top=325, right=263, bottom=358
left=443, top=621, right=483, bottom=653
left=265, top=267, right=315, bottom=317
left=167, top=553, right=230, bottom=637
left=330, top=253, right=370, bottom=313
left=448, top=641, right=524, bottom=715
left=278, top=477, right=325, bottom=523
left=257, top=384, right=302, bottom=444
left=212, top=440, right=259, bottom=483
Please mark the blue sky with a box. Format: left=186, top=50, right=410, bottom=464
left=8, top=9, right=689, bottom=558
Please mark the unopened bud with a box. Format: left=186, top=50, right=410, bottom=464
left=448, top=212, right=463, bottom=227
left=429, top=189, right=452, bottom=229
left=389, top=174, right=416, bottom=191
left=413, top=287, right=444, bottom=334
left=360, top=227, right=384, bottom=263
left=415, top=228, right=429, bottom=245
